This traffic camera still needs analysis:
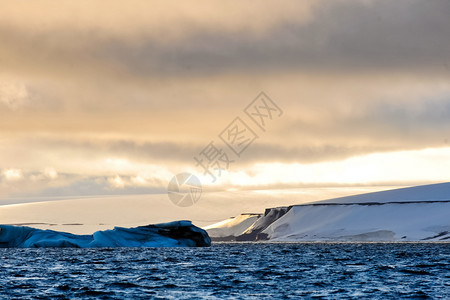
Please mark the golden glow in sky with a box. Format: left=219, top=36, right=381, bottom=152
left=1, top=0, right=450, bottom=201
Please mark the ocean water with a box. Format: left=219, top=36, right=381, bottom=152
left=0, top=243, right=449, bottom=299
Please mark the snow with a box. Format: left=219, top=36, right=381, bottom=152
left=206, top=182, right=450, bottom=242
left=263, top=202, right=450, bottom=241
left=236, top=207, right=291, bottom=241
left=0, top=221, right=211, bottom=248
left=0, top=186, right=390, bottom=234
left=314, top=182, right=450, bottom=204
left=204, top=214, right=261, bottom=238
left=2, top=183, right=449, bottom=242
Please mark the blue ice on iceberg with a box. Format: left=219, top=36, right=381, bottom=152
left=0, top=221, right=211, bottom=248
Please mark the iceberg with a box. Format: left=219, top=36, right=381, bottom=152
left=0, top=220, right=211, bottom=248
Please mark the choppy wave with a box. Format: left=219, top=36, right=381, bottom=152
left=0, top=243, right=449, bottom=299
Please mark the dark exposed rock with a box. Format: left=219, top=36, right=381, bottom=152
left=236, top=207, right=291, bottom=241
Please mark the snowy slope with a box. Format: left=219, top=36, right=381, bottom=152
left=206, top=182, right=450, bottom=242
left=236, top=207, right=291, bottom=241
left=0, top=187, right=378, bottom=234
left=263, top=202, right=450, bottom=241
left=204, top=213, right=262, bottom=239
left=204, top=207, right=292, bottom=241
left=314, top=182, right=450, bottom=204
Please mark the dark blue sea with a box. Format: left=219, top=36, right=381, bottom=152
left=1, top=243, right=449, bottom=299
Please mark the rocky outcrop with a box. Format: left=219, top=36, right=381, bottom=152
left=234, top=207, right=292, bottom=241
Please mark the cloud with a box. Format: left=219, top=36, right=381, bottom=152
left=0, top=1, right=314, bottom=81
left=36, top=175, right=166, bottom=198
left=0, top=1, right=315, bottom=38
left=0, top=135, right=382, bottom=167
left=1, top=0, right=450, bottom=200
left=2, top=168, right=23, bottom=181
left=0, top=0, right=449, bottom=83
left=0, top=77, right=29, bottom=110
left=108, top=175, right=125, bottom=189
left=43, top=168, right=58, bottom=180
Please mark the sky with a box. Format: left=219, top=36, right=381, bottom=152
left=1, top=0, right=450, bottom=202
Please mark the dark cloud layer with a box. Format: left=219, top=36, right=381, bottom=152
left=19, top=135, right=440, bottom=166
left=1, top=0, right=449, bottom=79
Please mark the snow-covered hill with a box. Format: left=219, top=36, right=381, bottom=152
left=0, top=187, right=381, bottom=234
left=203, top=213, right=262, bottom=240
left=206, top=182, right=450, bottom=242
left=315, top=182, right=450, bottom=204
